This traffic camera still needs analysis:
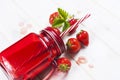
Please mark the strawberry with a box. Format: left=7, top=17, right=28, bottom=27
left=68, top=18, right=78, bottom=34
left=76, top=30, right=89, bottom=46
left=66, top=38, right=81, bottom=53
left=49, top=12, right=59, bottom=25
left=69, top=18, right=77, bottom=26
left=56, top=57, right=71, bottom=72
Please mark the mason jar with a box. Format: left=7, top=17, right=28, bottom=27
left=0, top=27, right=65, bottom=80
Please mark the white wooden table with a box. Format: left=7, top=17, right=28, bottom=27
left=0, top=0, right=120, bottom=80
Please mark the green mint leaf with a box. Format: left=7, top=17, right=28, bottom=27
left=58, top=8, right=69, bottom=20
left=52, top=18, right=65, bottom=28
left=62, top=21, right=70, bottom=32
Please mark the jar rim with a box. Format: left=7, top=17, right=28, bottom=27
left=42, top=27, right=65, bottom=56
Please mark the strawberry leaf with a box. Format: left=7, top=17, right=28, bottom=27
left=58, top=8, right=69, bottom=20
left=62, top=21, right=70, bottom=32
left=51, top=8, right=72, bottom=32
left=52, top=18, right=64, bottom=28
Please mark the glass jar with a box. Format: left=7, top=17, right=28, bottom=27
left=0, top=27, right=65, bottom=80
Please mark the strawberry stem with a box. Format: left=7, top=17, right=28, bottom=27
left=58, top=64, right=70, bottom=72
left=60, top=14, right=91, bottom=38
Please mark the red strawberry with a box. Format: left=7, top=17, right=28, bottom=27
left=66, top=38, right=81, bottom=53
left=49, top=12, right=59, bottom=25
left=56, top=57, right=71, bottom=72
left=69, top=18, right=77, bottom=26
left=76, top=30, right=89, bottom=46
left=68, top=18, right=78, bottom=35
